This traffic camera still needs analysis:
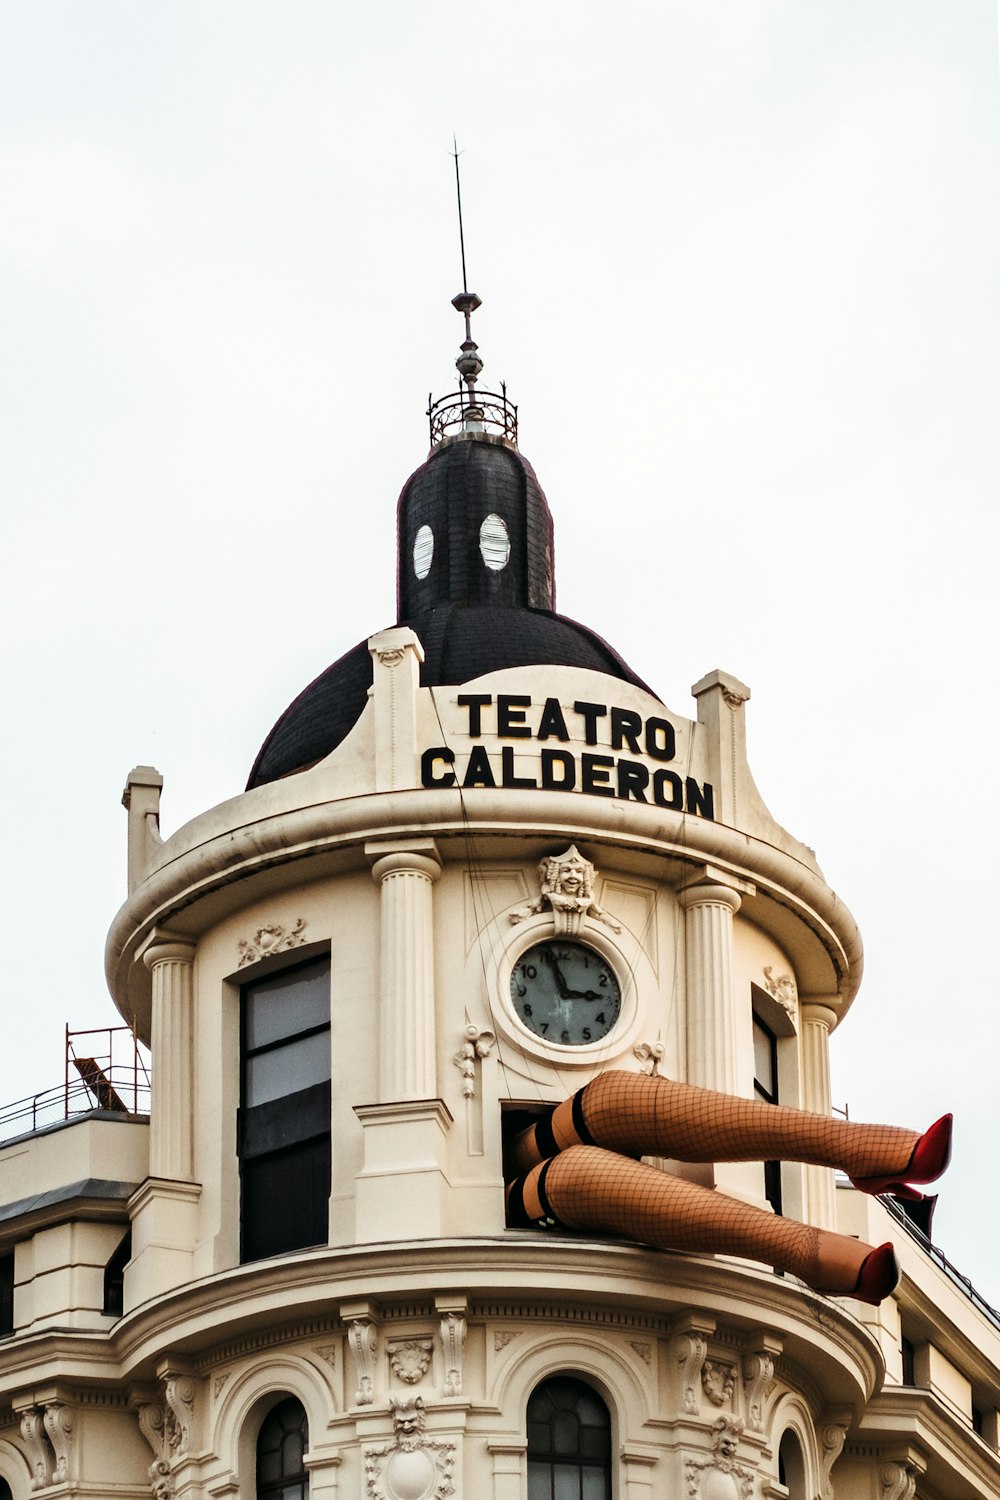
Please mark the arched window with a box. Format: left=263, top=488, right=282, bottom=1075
left=0, top=1478, right=12, bottom=1500
left=257, top=1397, right=309, bottom=1499
left=778, top=1429, right=806, bottom=1498
left=526, top=1375, right=611, bottom=1500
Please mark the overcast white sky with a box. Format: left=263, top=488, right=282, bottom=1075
left=2, top=2, right=998, bottom=1301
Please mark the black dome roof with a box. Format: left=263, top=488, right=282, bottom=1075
left=247, top=433, right=652, bottom=789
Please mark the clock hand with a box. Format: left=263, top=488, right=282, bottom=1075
left=566, top=989, right=603, bottom=1001
left=550, top=960, right=572, bottom=999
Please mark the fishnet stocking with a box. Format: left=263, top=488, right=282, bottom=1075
left=510, top=1070, right=919, bottom=1178
left=522, top=1145, right=873, bottom=1295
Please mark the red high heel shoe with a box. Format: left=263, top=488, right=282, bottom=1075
left=852, top=1242, right=900, bottom=1305
left=850, top=1114, right=953, bottom=1198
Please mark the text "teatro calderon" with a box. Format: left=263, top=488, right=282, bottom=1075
left=420, top=694, right=716, bottom=819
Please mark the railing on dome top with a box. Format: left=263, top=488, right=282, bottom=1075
left=0, top=1025, right=151, bottom=1145
left=427, top=382, right=518, bottom=447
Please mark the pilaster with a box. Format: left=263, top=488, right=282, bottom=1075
left=679, top=868, right=756, bottom=1200
left=122, top=764, right=164, bottom=893
left=368, top=626, right=425, bottom=792
left=800, top=1001, right=839, bottom=1230
left=691, top=669, right=751, bottom=826
left=141, top=930, right=197, bottom=1182
left=366, top=839, right=442, bottom=1102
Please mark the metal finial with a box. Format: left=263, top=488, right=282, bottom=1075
left=426, top=142, right=517, bottom=448
left=451, top=135, right=468, bottom=296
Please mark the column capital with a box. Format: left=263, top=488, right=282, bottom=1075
left=800, top=1001, right=838, bottom=1031
left=366, top=838, right=441, bottom=884
left=139, top=928, right=196, bottom=970
left=678, top=882, right=743, bottom=915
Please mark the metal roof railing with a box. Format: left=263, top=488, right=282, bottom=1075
left=0, top=1026, right=150, bottom=1146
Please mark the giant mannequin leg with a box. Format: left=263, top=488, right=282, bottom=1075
left=506, top=1145, right=899, bottom=1303
left=510, top=1071, right=950, bottom=1190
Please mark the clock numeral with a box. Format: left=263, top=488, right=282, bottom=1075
left=595, top=1012, right=606, bottom=1025
left=523, top=1003, right=533, bottom=1018
left=539, top=1023, right=549, bottom=1035
left=516, top=982, right=527, bottom=997
left=599, top=973, right=608, bottom=987
left=560, top=1029, right=570, bottom=1044
left=524, top=964, right=537, bottom=979
left=582, top=1027, right=592, bottom=1041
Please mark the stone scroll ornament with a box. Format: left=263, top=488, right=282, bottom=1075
left=237, top=918, right=307, bottom=967
left=504, top=1070, right=954, bottom=1305
left=508, top=845, right=621, bottom=936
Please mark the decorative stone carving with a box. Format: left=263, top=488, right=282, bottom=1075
left=508, top=845, right=621, bottom=936
left=880, top=1462, right=918, bottom=1500
left=453, top=1024, right=495, bottom=1099
left=494, top=1330, right=518, bottom=1352
left=162, top=1369, right=195, bottom=1455
left=439, top=1308, right=467, bottom=1397
left=19, top=1408, right=52, bottom=1491
left=633, top=1040, right=665, bottom=1076
left=365, top=1397, right=456, bottom=1500
left=316, top=1344, right=338, bottom=1369
left=237, top=917, right=307, bottom=967
left=629, top=1341, right=652, bottom=1365
left=702, top=1360, right=736, bottom=1408
left=376, top=648, right=405, bottom=668
left=134, top=1398, right=174, bottom=1499
left=762, top=966, right=797, bottom=1015
left=819, top=1419, right=850, bottom=1499
left=685, top=1417, right=753, bottom=1499
left=388, top=1338, right=433, bottom=1385
left=42, top=1402, right=73, bottom=1481
left=742, top=1349, right=775, bottom=1433
left=722, top=685, right=750, bottom=710
left=676, top=1330, right=709, bottom=1416
left=347, top=1312, right=379, bottom=1406
left=213, top=1373, right=231, bottom=1398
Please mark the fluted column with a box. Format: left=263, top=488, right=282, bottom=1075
left=368, top=842, right=441, bottom=1102
left=800, top=1001, right=838, bottom=1229
left=142, top=933, right=196, bottom=1181
left=678, top=880, right=745, bottom=1096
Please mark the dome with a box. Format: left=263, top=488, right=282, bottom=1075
left=247, top=433, right=653, bottom=789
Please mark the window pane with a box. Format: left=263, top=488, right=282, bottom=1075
left=582, top=1467, right=607, bottom=1500
left=246, top=957, right=330, bottom=1051
left=552, top=1410, right=579, bottom=1455
left=553, top=1465, right=580, bottom=1500
left=247, top=1031, right=331, bottom=1106
left=753, top=1018, right=775, bottom=1098
left=527, top=1462, right=551, bottom=1500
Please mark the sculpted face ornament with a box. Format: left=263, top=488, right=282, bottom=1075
left=509, top=845, right=621, bottom=936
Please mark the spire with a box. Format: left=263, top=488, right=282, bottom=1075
left=426, top=143, right=518, bottom=449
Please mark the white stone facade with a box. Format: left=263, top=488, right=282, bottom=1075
left=0, top=538, right=996, bottom=1498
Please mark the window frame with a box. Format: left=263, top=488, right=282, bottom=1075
left=525, top=1373, right=613, bottom=1500
left=239, top=953, right=332, bottom=1264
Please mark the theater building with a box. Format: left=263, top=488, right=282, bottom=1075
left=0, top=300, right=997, bottom=1500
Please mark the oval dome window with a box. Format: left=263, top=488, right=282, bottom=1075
left=479, top=513, right=511, bottom=571
left=412, top=524, right=434, bottom=580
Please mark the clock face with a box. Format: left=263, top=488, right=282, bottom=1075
left=510, top=940, right=621, bottom=1046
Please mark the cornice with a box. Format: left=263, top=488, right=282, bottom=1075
left=109, top=1236, right=880, bottom=1403
left=856, top=1385, right=1000, bottom=1499
left=105, top=785, right=862, bottom=1034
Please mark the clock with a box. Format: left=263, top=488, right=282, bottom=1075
left=510, top=940, right=621, bottom=1046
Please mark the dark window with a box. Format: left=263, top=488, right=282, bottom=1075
left=778, top=1430, right=806, bottom=1497
left=103, top=1230, right=131, bottom=1317
left=753, top=1014, right=782, bottom=1215
left=257, top=1397, right=309, bottom=1499
left=973, top=1405, right=984, bottom=1437
left=0, top=1252, right=13, bottom=1336
left=901, top=1336, right=916, bottom=1387
left=0, top=1479, right=11, bottom=1500
left=240, top=956, right=331, bottom=1262
left=526, top=1375, right=611, bottom=1500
